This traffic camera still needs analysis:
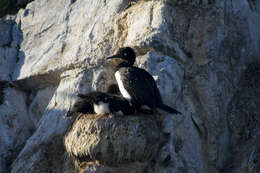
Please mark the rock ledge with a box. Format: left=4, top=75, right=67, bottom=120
left=65, top=113, right=162, bottom=169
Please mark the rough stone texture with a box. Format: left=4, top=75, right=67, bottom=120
left=28, top=86, right=56, bottom=128
left=0, top=87, right=34, bottom=173
left=225, top=62, right=260, bottom=173
left=0, top=17, right=19, bottom=81
left=10, top=69, right=87, bottom=173
left=0, top=0, right=258, bottom=172
left=0, top=15, right=32, bottom=173
left=65, top=113, right=162, bottom=172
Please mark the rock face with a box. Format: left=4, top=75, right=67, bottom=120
left=0, top=0, right=259, bottom=173
left=225, top=62, right=260, bottom=173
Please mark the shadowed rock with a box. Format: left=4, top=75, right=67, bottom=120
left=0, top=80, right=8, bottom=104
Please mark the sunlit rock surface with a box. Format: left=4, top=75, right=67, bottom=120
left=0, top=0, right=259, bottom=172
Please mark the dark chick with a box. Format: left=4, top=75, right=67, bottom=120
left=66, top=96, right=94, bottom=117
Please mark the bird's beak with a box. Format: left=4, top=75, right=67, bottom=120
left=106, top=54, right=121, bottom=60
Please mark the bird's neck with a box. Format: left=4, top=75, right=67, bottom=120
left=114, top=62, right=133, bottom=72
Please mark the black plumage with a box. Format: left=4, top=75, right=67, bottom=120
left=66, top=95, right=94, bottom=117
left=106, top=83, right=120, bottom=95
left=118, top=67, right=160, bottom=108
left=65, top=91, right=135, bottom=117
left=107, top=47, right=181, bottom=114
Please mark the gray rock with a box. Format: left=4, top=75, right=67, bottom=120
left=0, top=0, right=258, bottom=172
left=225, top=62, right=260, bottom=173
left=10, top=68, right=94, bottom=173
left=0, top=88, right=34, bottom=173
left=0, top=47, right=18, bottom=81
left=28, top=86, right=57, bottom=128
left=0, top=18, right=18, bottom=81
left=0, top=19, right=13, bottom=47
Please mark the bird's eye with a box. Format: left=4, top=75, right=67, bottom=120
left=123, top=52, right=127, bottom=57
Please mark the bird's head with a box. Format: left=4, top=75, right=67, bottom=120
left=106, top=47, right=136, bottom=67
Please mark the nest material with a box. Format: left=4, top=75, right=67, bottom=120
left=64, top=113, right=162, bottom=166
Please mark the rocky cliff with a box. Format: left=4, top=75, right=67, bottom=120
left=0, top=0, right=260, bottom=173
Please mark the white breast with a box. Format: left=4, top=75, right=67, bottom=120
left=93, top=101, right=110, bottom=114
left=115, top=71, right=132, bottom=101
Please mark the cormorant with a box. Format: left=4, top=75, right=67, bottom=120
left=106, top=47, right=181, bottom=114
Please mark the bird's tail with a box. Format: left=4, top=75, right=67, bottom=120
left=158, top=103, right=181, bottom=114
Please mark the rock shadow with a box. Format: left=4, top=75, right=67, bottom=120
left=0, top=17, right=60, bottom=172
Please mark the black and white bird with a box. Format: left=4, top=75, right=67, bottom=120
left=65, top=91, right=135, bottom=117
left=107, top=47, right=181, bottom=114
